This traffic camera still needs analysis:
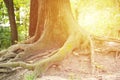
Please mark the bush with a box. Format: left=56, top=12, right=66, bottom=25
left=0, top=27, right=11, bottom=50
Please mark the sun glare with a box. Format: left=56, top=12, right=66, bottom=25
left=71, top=0, right=120, bottom=38
left=79, top=9, right=99, bottom=26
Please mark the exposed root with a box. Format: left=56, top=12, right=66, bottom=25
left=26, top=49, right=59, bottom=63
left=2, top=32, right=119, bottom=78
left=16, top=33, right=64, bottom=60
left=89, top=35, right=120, bottom=74
left=0, top=62, right=34, bottom=70
left=33, top=33, right=84, bottom=76
left=93, top=35, right=120, bottom=43
left=0, top=44, right=31, bottom=63
left=0, top=50, right=7, bottom=57
left=0, top=31, right=89, bottom=78
left=93, top=35, right=120, bottom=59
left=0, top=72, right=14, bottom=80
left=89, top=35, right=96, bottom=74
left=0, top=52, right=16, bottom=62
left=0, top=67, right=14, bottom=73
left=7, top=44, right=31, bottom=52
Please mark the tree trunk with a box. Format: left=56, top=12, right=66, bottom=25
left=0, top=0, right=91, bottom=79
left=3, top=0, right=18, bottom=45
left=29, top=0, right=38, bottom=37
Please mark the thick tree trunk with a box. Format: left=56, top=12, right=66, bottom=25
left=3, top=0, right=18, bottom=45
left=0, top=0, right=91, bottom=79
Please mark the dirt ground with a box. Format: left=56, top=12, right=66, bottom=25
left=1, top=41, right=120, bottom=80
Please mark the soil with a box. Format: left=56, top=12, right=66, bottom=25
left=1, top=41, right=120, bottom=80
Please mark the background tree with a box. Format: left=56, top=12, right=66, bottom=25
left=3, top=0, right=18, bottom=44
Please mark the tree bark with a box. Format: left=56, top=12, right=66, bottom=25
left=3, top=0, right=18, bottom=45
left=29, top=0, right=38, bottom=37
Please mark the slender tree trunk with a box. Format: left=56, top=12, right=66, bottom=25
left=3, top=0, right=18, bottom=44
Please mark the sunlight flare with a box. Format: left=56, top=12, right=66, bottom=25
left=71, top=0, right=120, bottom=38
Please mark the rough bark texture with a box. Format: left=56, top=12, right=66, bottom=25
left=29, top=0, right=38, bottom=37
left=3, top=0, right=18, bottom=44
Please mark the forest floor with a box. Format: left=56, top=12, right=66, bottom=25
left=1, top=40, right=120, bottom=80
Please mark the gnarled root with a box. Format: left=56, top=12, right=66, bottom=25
left=0, top=62, right=34, bottom=70
left=34, top=33, right=81, bottom=76
left=0, top=31, right=91, bottom=79
left=0, top=44, right=31, bottom=62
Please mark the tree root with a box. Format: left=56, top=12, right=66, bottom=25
left=0, top=32, right=88, bottom=78
left=0, top=44, right=31, bottom=62
left=1, top=33, right=120, bottom=79
left=0, top=67, right=13, bottom=73
left=0, top=50, right=8, bottom=57
left=0, top=62, right=34, bottom=70
left=0, top=52, right=16, bottom=62
left=0, top=72, right=13, bottom=80
left=2, top=30, right=120, bottom=78
left=89, top=35, right=96, bottom=74
left=26, top=49, right=59, bottom=63
left=34, top=34, right=81, bottom=76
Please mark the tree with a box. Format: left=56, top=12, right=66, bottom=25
left=3, top=0, right=18, bottom=44
left=0, top=0, right=91, bottom=79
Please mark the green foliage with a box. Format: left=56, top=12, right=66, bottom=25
left=0, top=1, right=9, bottom=25
left=14, top=0, right=30, bottom=42
left=14, top=0, right=30, bottom=8
left=0, top=27, right=11, bottom=50
left=24, top=73, right=35, bottom=80
left=18, top=25, right=28, bottom=41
